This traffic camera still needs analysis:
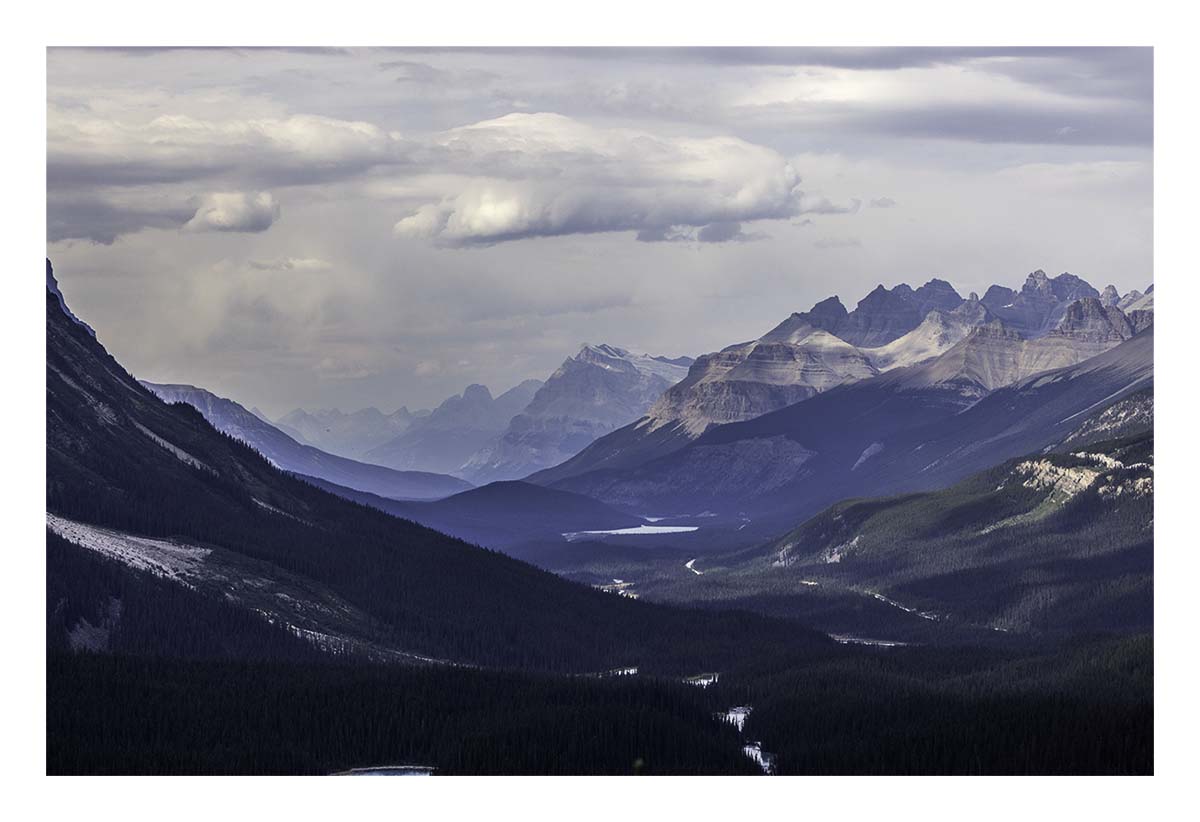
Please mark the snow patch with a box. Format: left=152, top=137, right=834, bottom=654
left=852, top=441, right=884, bottom=471
left=743, top=742, right=775, bottom=775
left=48, top=513, right=211, bottom=580
left=132, top=421, right=217, bottom=475
left=823, top=535, right=860, bottom=564
left=722, top=706, right=752, bottom=733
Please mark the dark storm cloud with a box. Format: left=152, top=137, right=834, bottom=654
left=842, top=102, right=1153, bottom=147
left=47, top=194, right=195, bottom=244
left=697, top=222, right=762, bottom=243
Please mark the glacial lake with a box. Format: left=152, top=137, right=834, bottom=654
left=562, top=524, right=699, bottom=541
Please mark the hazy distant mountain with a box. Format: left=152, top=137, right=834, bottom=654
left=363, top=380, right=543, bottom=476
left=276, top=406, right=424, bottom=460
left=141, top=382, right=469, bottom=500
left=460, top=345, right=692, bottom=485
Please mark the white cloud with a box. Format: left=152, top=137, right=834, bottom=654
left=185, top=192, right=281, bottom=233
left=393, top=113, right=805, bottom=245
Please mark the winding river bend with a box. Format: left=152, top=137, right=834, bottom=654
left=720, top=706, right=775, bottom=774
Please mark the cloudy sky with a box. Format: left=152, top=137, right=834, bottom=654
left=47, top=47, right=1153, bottom=416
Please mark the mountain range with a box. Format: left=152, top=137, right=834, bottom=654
left=274, top=406, right=428, bottom=461
left=531, top=270, right=1149, bottom=488
left=458, top=344, right=693, bottom=484
left=543, top=323, right=1151, bottom=529
left=140, top=382, right=470, bottom=501
left=361, top=381, right=543, bottom=476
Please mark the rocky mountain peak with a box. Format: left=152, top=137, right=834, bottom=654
left=1048, top=272, right=1100, bottom=302
left=914, top=277, right=962, bottom=305
left=1022, top=269, right=1053, bottom=296
left=460, top=384, right=494, bottom=403
left=1052, top=297, right=1134, bottom=342
left=807, top=295, right=849, bottom=319
left=579, top=343, right=628, bottom=360
left=858, top=284, right=896, bottom=307
left=1100, top=285, right=1121, bottom=307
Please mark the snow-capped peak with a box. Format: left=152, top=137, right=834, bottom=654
left=575, top=343, right=693, bottom=382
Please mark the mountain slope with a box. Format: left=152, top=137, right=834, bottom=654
left=546, top=326, right=1152, bottom=530
left=748, top=428, right=1152, bottom=635
left=364, top=380, right=543, bottom=476
left=460, top=345, right=692, bottom=485
left=141, top=382, right=470, bottom=501
left=305, top=479, right=646, bottom=551
left=46, top=267, right=826, bottom=672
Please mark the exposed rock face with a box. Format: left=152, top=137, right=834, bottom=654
left=797, top=295, right=849, bottom=333
left=363, top=380, right=543, bottom=476
left=779, top=279, right=964, bottom=348
left=647, top=325, right=878, bottom=437
left=1100, top=285, right=1121, bottom=307
left=863, top=298, right=992, bottom=372
left=981, top=270, right=1100, bottom=338
left=1118, top=284, right=1154, bottom=314
left=1058, top=388, right=1153, bottom=449
left=276, top=406, right=422, bottom=460
left=1128, top=310, right=1154, bottom=334
left=905, top=297, right=1138, bottom=397
left=459, top=345, right=692, bottom=484
left=778, top=282, right=979, bottom=349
